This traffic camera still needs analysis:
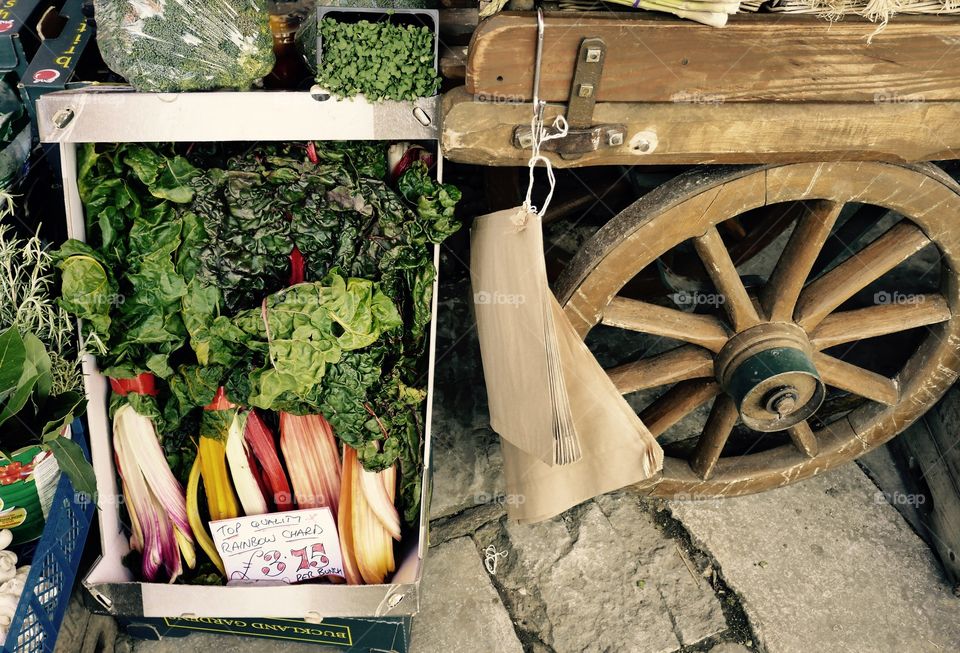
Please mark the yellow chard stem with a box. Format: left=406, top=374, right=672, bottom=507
left=187, top=456, right=226, bottom=576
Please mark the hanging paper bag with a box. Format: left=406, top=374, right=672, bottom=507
left=499, top=295, right=664, bottom=524
left=471, top=206, right=664, bottom=523
left=471, top=206, right=581, bottom=466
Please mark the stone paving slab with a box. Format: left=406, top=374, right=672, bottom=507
left=429, top=287, right=504, bottom=520
left=474, top=495, right=728, bottom=653
left=708, top=644, right=752, bottom=653
left=669, top=463, right=960, bottom=653
left=429, top=416, right=503, bottom=520
left=410, top=537, right=523, bottom=653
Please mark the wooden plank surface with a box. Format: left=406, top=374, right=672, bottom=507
left=441, top=87, right=960, bottom=167
left=467, top=13, right=960, bottom=103
left=440, top=7, right=479, bottom=45
left=900, top=414, right=960, bottom=587
left=441, top=44, right=468, bottom=80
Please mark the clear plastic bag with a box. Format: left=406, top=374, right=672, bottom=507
left=94, top=0, right=277, bottom=92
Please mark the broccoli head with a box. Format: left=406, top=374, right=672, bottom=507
left=94, top=0, right=276, bottom=92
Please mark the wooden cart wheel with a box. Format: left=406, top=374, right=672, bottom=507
left=556, top=162, right=960, bottom=499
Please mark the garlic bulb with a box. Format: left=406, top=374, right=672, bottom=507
left=0, top=528, right=32, bottom=646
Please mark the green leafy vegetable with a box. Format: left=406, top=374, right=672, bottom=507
left=226, top=273, right=402, bottom=410
left=57, top=141, right=462, bottom=524
left=94, top=0, right=275, bottom=91
left=48, top=435, right=97, bottom=498
left=57, top=144, right=197, bottom=379
left=316, top=17, right=440, bottom=101
left=397, top=161, right=463, bottom=244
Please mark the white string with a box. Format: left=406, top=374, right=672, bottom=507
left=523, top=112, right=569, bottom=217
left=483, top=544, right=508, bottom=575
left=522, top=9, right=569, bottom=218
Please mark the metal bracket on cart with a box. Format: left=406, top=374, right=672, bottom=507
left=511, top=36, right=624, bottom=159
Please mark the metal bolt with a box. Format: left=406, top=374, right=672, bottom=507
left=585, top=48, right=602, bottom=63
left=630, top=130, right=659, bottom=155
left=52, top=109, right=74, bottom=129
left=765, top=387, right=799, bottom=418
left=518, top=132, right=534, bottom=149
left=577, top=84, right=594, bottom=98
left=309, top=84, right=331, bottom=102
left=773, top=395, right=797, bottom=418
left=608, top=131, right=624, bottom=147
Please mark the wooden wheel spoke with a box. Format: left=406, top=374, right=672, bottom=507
left=602, top=297, right=729, bottom=352
left=761, top=200, right=844, bottom=322
left=694, top=226, right=762, bottom=332
left=787, top=421, right=819, bottom=458
left=690, top=395, right=739, bottom=480
left=814, top=352, right=899, bottom=406
left=794, top=221, right=931, bottom=331
left=810, top=295, right=951, bottom=349
left=607, top=346, right=714, bottom=395
left=640, top=380, right=721, bottom=438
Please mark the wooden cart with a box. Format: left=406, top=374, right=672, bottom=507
left=441, top=11, right=960, bottom=499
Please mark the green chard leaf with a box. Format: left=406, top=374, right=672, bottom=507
left=56, top=243, right=118, bottom=337
left=57, top=144, right=194, bottom=378
left=233, top=273, right=401, bottom=409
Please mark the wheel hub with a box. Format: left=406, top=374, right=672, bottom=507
left=715, top=323, right=825, bottom=432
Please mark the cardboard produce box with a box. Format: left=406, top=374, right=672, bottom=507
left=121, top=615, right=411, bottom=650
left=0, top=0, right=49, bottom=82
left=40, top=89, right=444, bottom=652
left=18, top=0, right=97, bottom=124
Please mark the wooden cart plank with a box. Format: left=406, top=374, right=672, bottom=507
left=901, top=406, right=960, bottom=587
left=441, top=44, right=468, bottom=80
left=467, top=13, right=960, bottom=103
left=441, top=87, right=960, bottom=167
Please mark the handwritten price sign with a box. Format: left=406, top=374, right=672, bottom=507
left=210, top=508, right=345, bottom=584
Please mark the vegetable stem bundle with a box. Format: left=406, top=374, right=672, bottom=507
left=113, top=400, right=195, bottom=582
left=280, top=412, right=342, bottom=512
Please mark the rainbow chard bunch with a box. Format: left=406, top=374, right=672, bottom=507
left=56, top=142, right=463, bottom=585
left=187, top=388, right=295, bottom=572
left=340, top=445, right=400, bottom=585
left=224, top=409, right=294, bottom=515
left=196, top=388, right=293, bottom=520
left=112, top=386, right=195, bottom=582
left=280, top=412, right=341, bottom=511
